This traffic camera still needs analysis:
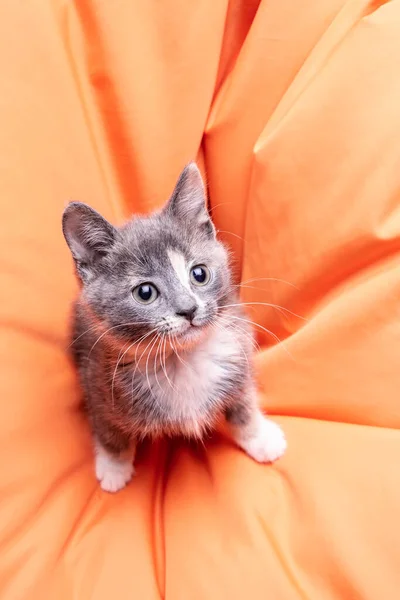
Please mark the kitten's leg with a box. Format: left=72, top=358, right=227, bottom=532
left=225, top=390, right=286, bottom=463
left=94, top=426, right=136, bottom=493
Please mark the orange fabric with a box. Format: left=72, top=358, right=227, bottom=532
left=1, top=1, right=400, bottom=598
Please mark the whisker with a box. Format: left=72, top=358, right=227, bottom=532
left=159, top=336, right=171, bottom=392
left=132, top=329, right=159, bottom=378
left=171, top=334, right=191, bottom=369
left=209, top=201, right=232, bottom=212
left=162, top=336, right=177, bottom=393
left=130, top=334, right=153, bottom=407
left=129, top=328, right=160, bottom=409
left=216, top=229, right=244, bottom=242
left=145, top=334, right=161, bottom=402
left=240, top=276, right=299, bottom=290
left=221, top=313, right=295, bottom=360
left=220, top=302, right=307, bottom=321
left=153, top=334, right=164, bottom=394
left=68, top=323, right=100, bottom=348
left=87, top=320, right=155, bottom=359
left=158, top=336, right=168, bottom=389
left=111, top=340, right=137, bottom=407
left=216, top=315, right=260, bottom=352
left=232, top=283, right=297, bottom=298
left=212, top=319, right=251, bottom=372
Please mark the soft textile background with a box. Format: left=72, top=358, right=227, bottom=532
left=1, top=1, right=400, bottom=598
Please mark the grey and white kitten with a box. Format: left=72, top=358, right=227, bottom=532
left=62, top=163, right=286, bottom=492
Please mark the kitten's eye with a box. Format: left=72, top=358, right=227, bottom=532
left=132, top=283, right=158, bottom=304
left=190, top=265, right=211, bottom=286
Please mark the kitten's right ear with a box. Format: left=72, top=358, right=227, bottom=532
left=62, top=202, right=116, bottom=282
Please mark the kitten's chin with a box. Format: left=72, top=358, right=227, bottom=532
left=173, top=323, right=208, bottom=349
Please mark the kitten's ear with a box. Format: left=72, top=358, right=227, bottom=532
left=165, top=163, right=215, bottom=237
left=62, top=202, right=116, bottom=282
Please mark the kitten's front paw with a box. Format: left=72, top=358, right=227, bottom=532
left=240, top=417, right=287, bottom=463
left=95, top=452, right=135, bottom=493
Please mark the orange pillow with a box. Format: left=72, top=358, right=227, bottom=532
left=1, top=1, right=400, bottom=598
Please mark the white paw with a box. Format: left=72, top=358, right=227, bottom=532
left=239, top=417, right=287, bottom=463
left=95, top=451, right=135, bottom=493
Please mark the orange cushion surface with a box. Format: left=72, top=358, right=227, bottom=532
left=1, top=1, right=400, bottom=598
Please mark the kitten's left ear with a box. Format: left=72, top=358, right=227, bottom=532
left=165, top=163, right=215, bottom=237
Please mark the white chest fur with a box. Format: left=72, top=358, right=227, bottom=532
left=144, top=323, right=245, bottom=436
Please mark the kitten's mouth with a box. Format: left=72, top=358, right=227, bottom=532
left=160, top=315, right=214, bottom=346
left=173, top=319, right=211, bottom=342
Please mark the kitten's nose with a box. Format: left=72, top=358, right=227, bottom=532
left=176, top=305, right=197, bottom=321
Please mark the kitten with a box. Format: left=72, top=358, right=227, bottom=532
left=62, top=163, right=286, bottom=492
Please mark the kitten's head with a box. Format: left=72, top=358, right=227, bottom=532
left=62, top=163, right=232, bottom=347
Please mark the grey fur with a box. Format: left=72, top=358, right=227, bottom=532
left=62, top=163, right=285, bottom=490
